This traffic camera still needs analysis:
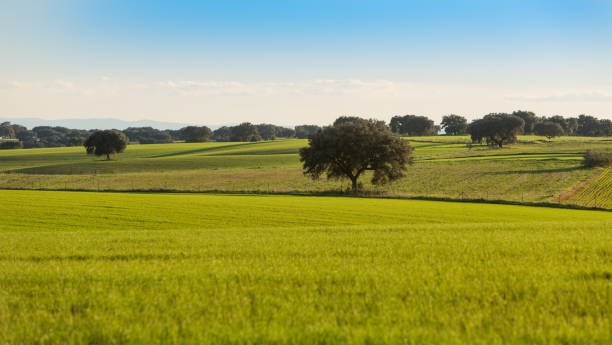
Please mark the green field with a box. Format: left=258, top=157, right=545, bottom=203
left=1, top=136, right=611, bottom=208
left=1, top=190, right=611, bottom=344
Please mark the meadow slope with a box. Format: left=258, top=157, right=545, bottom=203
left=1, top=136, right=610, bottom=207
left=0, top=190, right=611, bottom=344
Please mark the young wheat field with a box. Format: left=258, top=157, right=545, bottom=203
left=0, top=190, right=611, bottom=344
left=1, top=136, right=611, bottom=344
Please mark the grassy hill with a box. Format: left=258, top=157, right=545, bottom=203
left=0, top=190, right=610, bottom=344
left=0, top=136, right=610, bottom=207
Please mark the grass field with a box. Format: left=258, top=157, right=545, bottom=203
left=0, top=190, right=611, bottom=344
left=1, top=136, right=610, bottom=208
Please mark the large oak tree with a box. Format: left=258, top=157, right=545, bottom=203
left=467, top=113, right=525, bottom=148
left=300, top=118, right=414, bottom=192
left=84, top=130, right=127, bottom=160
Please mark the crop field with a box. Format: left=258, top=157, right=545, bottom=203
left=0, top=190, right=611, bottom=344
left=1, top=136, right=610, bottom=208
left=567, top=168, right=612, bottom=209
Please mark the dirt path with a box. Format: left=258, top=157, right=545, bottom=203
left=559, top=169, right=604, bottom=203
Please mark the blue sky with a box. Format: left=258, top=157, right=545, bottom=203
left=1, top=0, right=611, bottom=125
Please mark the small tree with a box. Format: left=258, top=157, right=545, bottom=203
left=84, top=130, right=127, bottom=160
left=300, top=118, right=414, bottom=192
left=468, top=113, right=524, bottom=148
left=534, top=121, right=564, bottom=140
left=440, top=114, right=468, bottom=135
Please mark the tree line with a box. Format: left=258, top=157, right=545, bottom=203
left=0, top=122, right=322, bottom=149
left=1, top=111, right=611, bottom=149
left=392, top=112, right=612, bottom=137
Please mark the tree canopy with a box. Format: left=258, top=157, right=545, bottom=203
left=512, top=110, right=537, bottom=134
left=181, top=126, right=213, bottom=143
left=0, top=122, right=16, bottom=139
left=294, top=125, right=321, bottom=139
left=468, top=113, right=525, bottom=148
left=124, top=127, right=173, bottom=144
left=230, top=122, right=261, bottom=142
left=255, top=124, right=295, bottom=140
left=576, top=115, right=612, bottom=136
left=333, top=116, right=366, bottom=127
left=84, top=130, right=128, bottom=160
left=440, top=114, right=467, bottom=135
left=534, top=121, right=564, bottom=140
left=300, top=118, right=414, bottom=191
left=389, top=115, right=435, bottom=136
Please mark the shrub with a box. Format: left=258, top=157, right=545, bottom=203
left=583, top=150, right=612, bottom=167
left=0, top=140, right=23, bottom=149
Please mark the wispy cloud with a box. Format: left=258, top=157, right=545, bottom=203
left=6, top=79, right=91, bottom=95
left=507, top=91, right=612, bottom=102
left=155, top=79, right=402, bottom=96
left=2, top=78, right=408, bottom=99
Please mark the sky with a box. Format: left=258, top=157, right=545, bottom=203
left=1, top=0, right=612, bottom=126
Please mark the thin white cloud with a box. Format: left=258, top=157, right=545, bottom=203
left=155, top=79, right=403, bottom=96
left=507, top=91, right=612, bottom=102
left=157, top=80, right=255, bottom=96
left=8, top=79, right=80, bottom=93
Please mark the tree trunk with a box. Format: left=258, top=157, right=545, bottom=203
left=106, top=153, right=111, bottom=161
left=350, top=176, right=358, bottom=192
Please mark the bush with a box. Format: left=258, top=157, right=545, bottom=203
left=583, top=150, right=612, bottom=167
left=0, top=140, right=23, bottom=149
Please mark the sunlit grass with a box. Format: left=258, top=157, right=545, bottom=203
left=0, top=190, right=610, bottom=344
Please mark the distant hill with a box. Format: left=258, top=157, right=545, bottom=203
left=0, top=117, right=198, bottom=130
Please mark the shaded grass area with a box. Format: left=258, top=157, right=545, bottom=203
left=0, top=190, right=611, bottom=344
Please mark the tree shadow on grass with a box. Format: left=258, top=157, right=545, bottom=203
left=149, top=142, right=258, bottom=158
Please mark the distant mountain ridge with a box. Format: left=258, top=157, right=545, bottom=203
left=0, top=117, right=205, bottom=130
